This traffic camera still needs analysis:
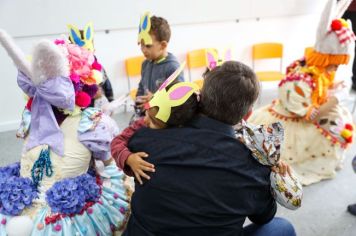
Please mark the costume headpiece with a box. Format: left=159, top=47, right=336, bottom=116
left=0, top=29, right=103, bottom=156
left=67, top=22, right=95, bottom=52
left=306, top=0, right=356, bottom=67
left=138, top=12, right=152, bottom=45
left=206, top=48, right=232, bottom=70
left=144, top=62, right=200, bottom=122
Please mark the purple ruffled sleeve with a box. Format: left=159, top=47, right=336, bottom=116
left=78, top=108, right=119, bottom=161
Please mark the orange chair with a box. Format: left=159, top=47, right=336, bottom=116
left=124, top=55, right=145, bottom=98
left=252, top=43, right=284, bottom=82
left=304, top=46, right=313, bottom=57
left=123, top=56, right=145, bottom=111
left=186, top=48, right=211, bottom=88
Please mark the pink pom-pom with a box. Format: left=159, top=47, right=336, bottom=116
left=345, top=123, right=353, bottom=131
left=37, top=223, right=44, bottom=230
left=54, top=224, right=62, bottom=232
left=119, top=207, right=125, bottom=214
left=1, top=218, right=6, bottom=225
left=92, top=60, right=102, bottom=71
left=75, top=91, right=91, bottom=108
left=113, top=193, right=119, bottom=199
left=87, top=208, right=94, bottom=214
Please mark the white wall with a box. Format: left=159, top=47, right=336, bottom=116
left=0, top=1, right=325, bottom=132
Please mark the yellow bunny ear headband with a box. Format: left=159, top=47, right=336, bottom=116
left=206, top=48, right=232, bottom=70
left=138, top=12, right=153, bottom=45
left=144, top=62, right=200, bottom=122
left=67, top=22, right=95, bottom=51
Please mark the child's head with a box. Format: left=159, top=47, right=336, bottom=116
left=200, top=61, right=259, bottom=125
left=139, top=16, right=171, bottom=61
left=143, top=81, right=199, bottom=129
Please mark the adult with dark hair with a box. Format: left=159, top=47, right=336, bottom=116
left=122, top=61, right=296, bottom=236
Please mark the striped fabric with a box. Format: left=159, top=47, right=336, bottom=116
left=334, top=27, right=356, bottom=46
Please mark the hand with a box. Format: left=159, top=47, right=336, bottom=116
left=126, top=152, right=155, bottom=185
left=136, top=91, right=153, bottom=109
left=331, top=81, right=346, bottom=90
left=103, top=158, right=113, bottom=166
left=308, top=107, right=320, bottom=122
left=271, top=160, right=292, bottom=177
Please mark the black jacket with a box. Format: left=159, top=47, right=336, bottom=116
left=124, top=116, right=276, bottom=236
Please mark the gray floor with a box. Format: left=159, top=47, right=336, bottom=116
left=1, top=103, right=356, bottom=236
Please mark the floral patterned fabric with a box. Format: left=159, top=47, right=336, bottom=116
left=235, top=121, right=303, bottom=210
left=0, top=114, right=131, bottom=236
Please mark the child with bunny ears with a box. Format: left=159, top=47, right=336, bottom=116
left=133, top=13, right=184, bottom=120
left=111, top=63, right=199, bottom=184
left=111, top=60, right=302, bottom=211
left=67, top=22, right=115, bottom=105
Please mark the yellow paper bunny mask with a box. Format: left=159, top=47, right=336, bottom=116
left=138, top=12, right=153, bottom=45
left=144, top=62, right=200, bottom=122
left=67, top=22, right=94, bottom=51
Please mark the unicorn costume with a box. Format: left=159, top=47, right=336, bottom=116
left=248, top=0, right=356, bottom=185
left=0, top=29, right=130, bottom=235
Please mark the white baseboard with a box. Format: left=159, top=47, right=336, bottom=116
left=0, top=120, right=20, bottom=133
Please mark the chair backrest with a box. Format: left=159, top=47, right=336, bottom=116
left=186, top=49, right=209, bottom=81
left=187, top=49, right=208, bottom=69
left=124, top=55, right=145, bottom=91
left=304, top=46, right=313, bottom=57
left=252, top=42, right=283, bottom=72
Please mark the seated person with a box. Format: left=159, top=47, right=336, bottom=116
left=119, top=61, right=296, bottom=235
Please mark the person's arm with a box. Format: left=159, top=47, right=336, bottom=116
left=101, top=68, right=114, bottom=102
left=248, top=197, right=277, bottom=225
left=111, top=119, right=145, bottom=175
left=237, top=121, right=283, bottom=166
left=310, top=96, right=338, bottom=122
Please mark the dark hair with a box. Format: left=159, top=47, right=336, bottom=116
left=166, top=93, right=198, bottom=127
left=150, top=16, right=171, bottom=42
left=200, top=61, right=260, bottom=125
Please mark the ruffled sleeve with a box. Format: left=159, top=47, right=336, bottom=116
left=78, top=108, right=119, bottom=161
left=235, top=120, right=284, bottom=166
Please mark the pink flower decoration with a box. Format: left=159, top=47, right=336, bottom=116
left=70, top=73, right=80, bottom=83
left=1, top=218, right=6, bottom=225
left=54, top=39, right=65, bottom=45
left=92, top=60, right=102, bottom=71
